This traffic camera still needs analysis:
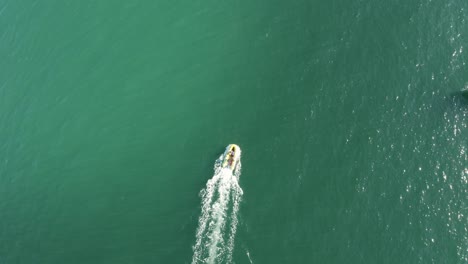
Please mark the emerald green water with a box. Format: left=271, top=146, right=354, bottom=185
left=1, top=0, right=468, bottom=263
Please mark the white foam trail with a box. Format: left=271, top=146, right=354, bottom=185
left=226, top=176, right=243, bottom=264
left=192, top=156, right=243, bottom=264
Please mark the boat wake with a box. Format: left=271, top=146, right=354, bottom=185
left=192, top=155, right=243, bottom=264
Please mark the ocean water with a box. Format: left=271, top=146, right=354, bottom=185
left=1, top=0, right=468, bottom=263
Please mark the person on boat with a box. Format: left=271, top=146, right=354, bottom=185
left=227, top=151, right=234, bottom=165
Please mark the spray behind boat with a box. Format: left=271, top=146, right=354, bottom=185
left=192, top=144, right=243, bottom=264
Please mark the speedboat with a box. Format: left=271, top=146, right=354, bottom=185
left=221, top=144, right=241, bottom=171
